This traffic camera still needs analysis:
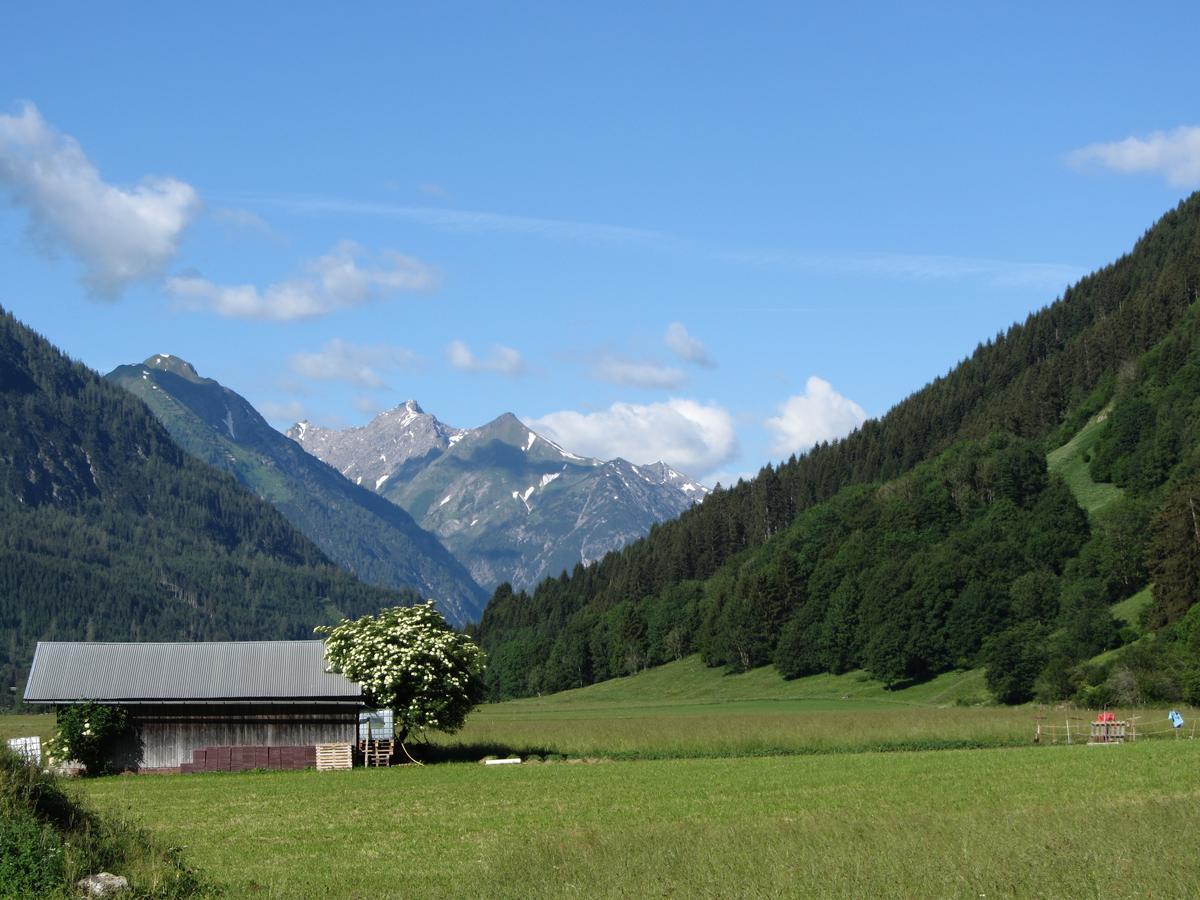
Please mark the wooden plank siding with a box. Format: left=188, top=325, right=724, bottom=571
left=112, top=704, right=359, bottom=769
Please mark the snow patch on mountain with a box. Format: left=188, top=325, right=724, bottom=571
left=290, top=400, right=711, bottom=590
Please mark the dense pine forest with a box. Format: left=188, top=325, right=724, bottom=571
left=0, top=309, right=414, bottom=707
left=476, top=193, right=1200, bottom=706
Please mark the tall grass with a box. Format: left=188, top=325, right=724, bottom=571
left=424, top=657, right=1194, bottom=760
left=0, top=747, right=207, bottom=898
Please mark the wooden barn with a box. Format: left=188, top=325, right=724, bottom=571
left=23, top=641, right=365, bottom=773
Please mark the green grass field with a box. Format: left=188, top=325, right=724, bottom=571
left=1047, top=408, right=1123, bottom=516
left=14, top=657, right=1197, bottom=897
left=426, top=658, right=1041, bottom=760
left=79, top=742, right=1200, bottom=898
left=425, top=656, right=1198, bottom=760
left=0, top=711, right=55, bottom=743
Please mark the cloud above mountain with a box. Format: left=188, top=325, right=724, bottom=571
left=529, top=398, right=737, bottom=477
left=289, top=338, right=421, bottom=388
left=167, top=241, right=437, bottom=320
left=590, top=355, right=686, bottom=389
left=0, top=101, right=199, bottom=298
left=446, top=339, right=526, bottom=375
left=1068, top=126, right=1200, bottom=187
left=764, top=376, right=867, bottom=457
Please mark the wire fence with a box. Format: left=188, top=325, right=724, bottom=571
left=1032, top=713, right=1196, bottom=744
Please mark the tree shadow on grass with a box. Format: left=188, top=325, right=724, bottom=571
left=407, top=741, right=556, bottom=764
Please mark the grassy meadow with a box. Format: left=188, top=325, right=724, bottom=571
left=0, top=711, right=54, bottom=743
left=79, top=741, right=1200, bottom=898
left=426, top=658, right=1036, bottom=759
left=14, top=650, right=1200, bottom=897
left=424, top=656, right=1193, bottom=760
left=47, top=659, right=1199, bottom=897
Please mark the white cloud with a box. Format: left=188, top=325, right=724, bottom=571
left=765, top=377, right=867, bottom=457
left=529, top=398, right=737, bottom=478
left=1067, top=126, right=1200, bottom=187
left=167, top=241, right=437, bottom=320
left=591, top=355, right=686, bottom=389
left=664, top=321, right=716, bottom=368
left=289, top=338, right=421, bottom=388
left=243, top=192, right=668, bottom=244
left=0, top=101, right=200, bottom=298
left=446, top=339, right=526, bottom=375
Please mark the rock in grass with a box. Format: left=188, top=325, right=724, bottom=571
left=77, top=873, right=129, bottom=896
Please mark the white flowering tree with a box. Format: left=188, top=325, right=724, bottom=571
left=317, top=601, right=486, bottom=742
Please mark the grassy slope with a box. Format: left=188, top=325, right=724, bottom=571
left=430, top=657, right=1200, bottom=759
left=81, top=742, right=1200, bottom=898
left=1047, top=407, right=1123, bottom=516
left=494, top=654, right=990, bottom=708
left=1048, top=413, right=1156, bottom=669
left=1112, top=585, right=1154, bottom=632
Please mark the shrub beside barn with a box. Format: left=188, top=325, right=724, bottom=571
left=23, top=641, right=365, bottom=773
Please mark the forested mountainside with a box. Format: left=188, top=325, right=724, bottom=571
left=106, top=357, right=487, bottom=626
left=0, top=309, right=411, bottom=706
left=290, top=405, right=707, bottom=591
left=476, top=193, right=1200, bottom=705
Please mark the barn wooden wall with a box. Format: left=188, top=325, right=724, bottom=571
left=124, top=705, right=358, bottom=769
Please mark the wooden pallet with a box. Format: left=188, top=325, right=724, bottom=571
left=358, top=739, right=395, bottom=767
left=316, top=742, right=353, bottom=771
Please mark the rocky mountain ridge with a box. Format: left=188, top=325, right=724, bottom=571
left=107, top=358, right=488, bottom=626
left=289, top=404, right=708, bottom=590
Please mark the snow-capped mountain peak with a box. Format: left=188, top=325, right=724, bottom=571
left=291, top=399, right=710, bottom=591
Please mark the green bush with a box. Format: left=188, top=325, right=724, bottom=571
left=0, top=747, right=208, bottom=898
left=45, top=702, right=130, bottom=776
left=0, top=807, right=65, bottom=898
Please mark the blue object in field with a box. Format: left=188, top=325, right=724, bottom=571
left=1168, top=710, right=1184, bottom=729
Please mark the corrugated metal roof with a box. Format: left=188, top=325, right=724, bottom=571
left=23, top=641, right=363, bottom=703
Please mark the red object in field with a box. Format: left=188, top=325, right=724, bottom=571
left=1096, top=711, right=1116, bottom=723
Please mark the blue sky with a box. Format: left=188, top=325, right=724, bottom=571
left=2, top=2, right=1198, bottom=485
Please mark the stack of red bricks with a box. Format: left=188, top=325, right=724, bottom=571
left=179, top=745, right=317, bottom=773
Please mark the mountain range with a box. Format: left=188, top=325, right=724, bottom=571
left=289, top=404, right=708, bottom=591
left=0, top=308, right=410, bottom=705
left=106, top=356, right=488, bottom=626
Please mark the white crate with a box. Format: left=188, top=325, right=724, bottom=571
left=7, top=736, right=41, bottom=766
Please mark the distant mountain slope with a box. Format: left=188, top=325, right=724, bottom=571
left=106, top=357, right=487, bottom=626
left=0, top=309, right=406, bottom=706
left=475, top=193, right=1200, bottom=704
left=289, top=406, right=708, bottom=590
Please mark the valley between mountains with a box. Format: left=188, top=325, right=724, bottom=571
left=108, top=356, right=709, bottom=612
